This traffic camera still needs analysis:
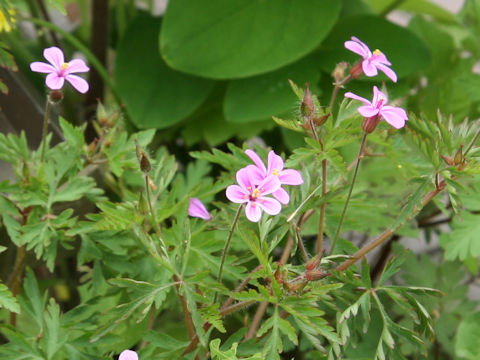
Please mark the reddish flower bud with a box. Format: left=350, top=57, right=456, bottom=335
left=349, top=61, right=364, bottom=79
left=301, top=83, right=315, bottom=118
left=332, top=61, right=348, bottom=83
left=305, top=269, right=327, bottom=281
left=362, top=115, right=381, bottom=134
left=48, top=90, right=64, bottom=103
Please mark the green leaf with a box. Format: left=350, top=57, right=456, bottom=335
left=115, top=12, right=214, bottom=129
left=52, top=176, right=96, bottom=203
left=48, top=0, right=67, bottom=15
left=0, top=284, right=20, bottom=313
left=316, top=15, right=430, bottom=81
left=41, top=299, right=67, bottom=360
left=377, top=251, right=407, bottom=286
left=224, top=56, right=320, bottom=123
left=440, top=212, right=480, bottom=261
left=456, top=312, right=480, bottom=360
left=392, top=177, right=430, bottom=229
left=210, top=338, right=264, bottom=360
left=161, top=0, right=341, bottom=79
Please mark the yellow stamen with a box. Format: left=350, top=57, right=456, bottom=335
left=272, top=169, right=279, bottom=176
left=61, top=63, right=69, bottom=70
left=251, top=189, right=261, bottom=198
left=373, top=49, right=383, bottom=56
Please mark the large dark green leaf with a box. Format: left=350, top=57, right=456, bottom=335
left=224, top=56, right=320, bottom=123
left=115, top=12, right=215, bottom=129
left=316, top=15, right=430, bottom=81
left=160, top=0, right=341, bottom=79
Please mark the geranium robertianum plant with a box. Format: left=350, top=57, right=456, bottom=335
left=1, top=32, right=480, bottom=360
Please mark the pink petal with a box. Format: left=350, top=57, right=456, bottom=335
left=45, top=73, right=65, bottom=90
left=362, top=60, right=378, bottom=77
left=375, top=63, right=397, bottom=82
left=226, top=185, right=249, bottom=203
left=119, top=350, right=139, bottom=360
left=344, top=37, right=370, bottom=58
left=380, top=106, right=408, bottom=129
left=236, top=168, right=255, bottom=192
left=245, top=202, right=262, bottom=222
left=273, top=187, right=290, bottom=205
left=257, top=175, right=280, bottom=196
left=344, top=92, right=371, bottom=106
left=43, top=46, right=64, bottom=70
left=188, top=198, right=212, bottom=220
left=30, top=61, right=56, bottom=73
left=245, top=165, right=265, bottom=185
left=66, top=59, right=90, bottom=74
left=245, top=149, right=266, bottom=174
left=267, top=151, right=284, bottom=175
left=357, top=105, right=379, bottom=118
left=257, top=196, right=282, bottom=215
left=278, top=169, right=303, bottom=185
left=65, top=74, right=89, bottom=93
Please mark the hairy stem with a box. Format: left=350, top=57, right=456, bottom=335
left=317, top=158, right=327, bottom=254
left=330, top=133, right=368, bottom=254
left=328, top=75, right=352, bottom=112
left=336, top=180, right=446, bottom=271
left=213, top=205, right=243, bottom=303
left=244, top=301, right=268, bottom=340
left=174, top=275, right=196, bottom=340
left=40, top=97, right=52, bottom=162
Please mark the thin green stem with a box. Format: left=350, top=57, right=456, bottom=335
left=317, top=158, right=327, bottom=254
left=329, top=75, right=352, bottom=112
left=330, top=133, right=368, bottom=254
left=40, top=97, right=52, bottom=162
left=214, top=204, right=243, bottom=303
left=144, top=174, right=168, bottom=257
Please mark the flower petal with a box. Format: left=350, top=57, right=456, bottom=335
left=245, top=202, right=262, bottom=222
left=357, top=105, right=379, bottom=118
left=278, top=169, right=303, bottom=185
left=30, top=61, right=56, bottom=73
left=43, top=46, right=64, bottom=70
left=344, top=37, right=370, bottom=58
left=66, top=59, right=90, bottom=74
left=119, top=350, right=139, bottom=360
left=267, top=150, right=284, bottom=175
left=226, top=185, right=249, bottom=203
left=45, top=73, right=65, bottom=90
left=258, top=196, right=282, bottom=215
left=245, top=164, right=265, bottom=185
left=380, top=106, right=408, bottom=129
left=188, top=198, right=212, bottom=220
left=273, top=187, right=290, bottom=205
left=362, top=60, right=379, bottom=77
left=236, top=167, right=255, bottom=191
left=245, top=149, right=266, bottom=174
left=65, top=74, right=89, bottom=93
left=344, top=92, right=371, bottom=106
left=257, top=175, right=280, bottom=196
left=375, top=63, right=397, bottom=82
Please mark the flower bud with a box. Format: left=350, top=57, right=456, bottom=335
left=305, top=253, right=322, bottom=271
left=454, top=145, right=464, bottom=165
left=135, top=140, right=151, bottom=173
left=138, top=192, right=148, bottom=214
left=301, top=83, right=315, bottom=118
left=313, top=114, right=329, bottom=127
left=48, top=90, right=64, bottom=103
left=362, top=116, right=381, bottom=134
left=332, top=62, right=348, bottom=83
left=97, top=101, right=109, bottom=126
left=305, top=269, right=327, bottom=281
left=349, top=61, right=364, bottom=79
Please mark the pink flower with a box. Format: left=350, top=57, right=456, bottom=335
left=119, top=350, right=138, bottom=360
left=188, top=198, right=212, bottom=220
left=226, top=168, right=281, bottom=222
left=344, top=86, right=408, bottom=131
left=344, top=37, right=397, bottom=83
left=244, top=150, right=303, bottom=205
left=30, top=46, right=89, bottom=93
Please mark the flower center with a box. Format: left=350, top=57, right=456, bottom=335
left=376, top=95, right=387, bottom=109
left=272, top=169, right=279, bottom=176
left=373, top=49, right=383, bottom=56
left=251, top=188, right=261, bottom=200
left=60, top=62, right=69, bottom=70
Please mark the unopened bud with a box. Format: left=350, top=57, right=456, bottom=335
left=454, top=145, right=464, bottom=165
left=362, top=116, right=381, bottom=134
left=332, top=62, right=348, bottom=83
left=49, top=90, right=64, bottom=103
left=313, top=114, right=329, bottom=127
left=305, top=269, right=326, bottom=281
left=349, top=61, right=364, bottom=79
left=301, top=83, right=315, bottom=118
left=135, top=139, right=151, bottom=173
left=138, top=192, right=148, bottom=214
left=97, top=101, right=108, bottom=126
left=305, top=253, right=322, bottom=271
left=440, top=154, right=454, bottom=166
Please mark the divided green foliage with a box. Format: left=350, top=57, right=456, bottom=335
left=0, top=284, right=20, bottom=314
left=440, top=211, right=480, bottom=261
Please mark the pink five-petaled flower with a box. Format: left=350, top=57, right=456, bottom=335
left=119, top=350, right=138, bottom=360
left=188, top=198, right=212, bottom=221
left=344, top=36, right=397, bottom=83
left=344, top=86, right=408, bottom=133
left=226, top=168, right=281, bottom=222
left=30, top=46, right=90, bottom=93
left=244, top=150, right=303, bottom=205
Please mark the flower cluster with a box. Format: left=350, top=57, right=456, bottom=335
left=344, top=37, right=407, bottom=132
left=226, top=150, right=303, bottom=222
